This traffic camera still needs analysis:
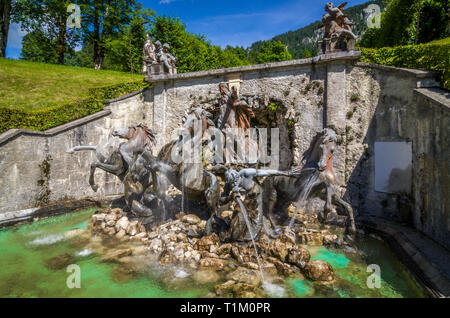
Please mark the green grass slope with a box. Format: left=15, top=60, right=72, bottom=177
left=0, top=58, right=144, bottom=111
left=0, top=58, right=147, bottom=133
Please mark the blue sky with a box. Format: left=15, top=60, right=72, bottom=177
left=6, top=0, right=370, bottom=59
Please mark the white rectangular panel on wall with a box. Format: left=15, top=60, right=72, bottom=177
left=374, top=141, right=412, bottom=194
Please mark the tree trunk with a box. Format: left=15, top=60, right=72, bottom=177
left=92, top=2, right=102, bottom=69
left=57, top=15, right=66, bottom=64
left=0, top=0, right=12, bottom=58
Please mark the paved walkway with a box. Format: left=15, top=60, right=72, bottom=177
left=357, top=216, right=450, bottom=298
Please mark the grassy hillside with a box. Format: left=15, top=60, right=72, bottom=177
left=249, top=0, right=386, bottom=58
left=0, top=58, right=144, bottom=111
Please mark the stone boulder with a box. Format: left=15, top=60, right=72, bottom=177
left=268, top=239, right=290, bottom=261
left=46, top=253, right=75, bottom=270
left=115, top=217, right=129, bottom=232
left=287, top=246, right=311, bottom=268
left=99, top=248, right=132, bottom=263
left=193, top=270, right=220, bottom=284
left=199, top=257, right=226, bottom=271
left=182, top=214, right=201, bottom=225
left=214, top=280, right=236, bottom=297
left=303, top=260, right=335, bottom=281
left=158, top=250, right=177, bottom=265
left=226, top=267, right=262, bottom=286
left=193, top=234, right=219, bottom=251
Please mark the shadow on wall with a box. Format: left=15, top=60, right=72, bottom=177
left=343, top=66, right=449, bottom=250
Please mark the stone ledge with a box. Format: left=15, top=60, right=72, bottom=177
left=0, top=107, right=111, bottom=147
left=355, top=62, right=440, bottom=79
left=145, top=51, right=362, bottom=83
left=357, top=216, right=450, bottom=298
left=414, top=88, right=450, bottom=111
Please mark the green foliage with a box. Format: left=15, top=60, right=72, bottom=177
left=360, top=40, right=450, bottom=90
left=255, top=41, right=292, bottom=64
left=249, top=0, right=386, bottom=59
left=360, top=0, right=449, bottom=48
left=0, top=81, right=148, bottom=133
left=20, top=30, right=58, bottom=63
left=149, top=15, right=248, bottom=73
left=302, top=49, right=312, bottom=58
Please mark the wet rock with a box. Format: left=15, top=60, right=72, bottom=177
left=199, top=257, right=226, bottom=271
left=244, top=262, right=260, bottom=271
left=182, top=214, right=201, bottom=225
left=115, top=217, right=129, bottom=232
left=105, top=213, right=118, bottom=224
left=193, top=270, right=220, bottom=284
left=103, top=227, right=116, bottom=236
left=273, top=259, right=300, bottom=276
left=158, top=250, right=177, bottom=265
left=226, top=267, right=262, bottom=286
left=297, top=232, right=324, bottom=245
left=232, top=283, right=264, bottom=298
left=198, top=220, right=206, bottom=230
left=230, top=246, right=244, bottom=263
left=303, top=260, right=335, bottom=281
left=323, top=234, right=343, bottom=247
left=132, top=232, right=148, bottom=241
left=92, top=213, right=107, bottom=224
left=111, top=263, right=140, bottom=283
left=217, top=243, right=232, bottom=256
left=221, top=210, right=233, bottom=219
left=287, top=246, right=311, bottom=268
left=187, top=227, right=201, bottom=238
left=132, top=245, right=149, bottom=256
left=99, top=248, right=132, bottom=262
left=126, top=221, right=139, bottom=236
left=46, top=253, right=75, bottom=270
left=214, top=280, right=235, bottom=297
left=193, top=234, right=219, bottom=251
left=115, top=229, right=127, bottom=240
left=268, top=239, right=290, bottom=261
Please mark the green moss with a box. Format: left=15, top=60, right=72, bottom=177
left=350, top=93, right=360, bottom=102
left=267, top=102, right=284, bottom=112
left=36, top=154, right=52, bottom=205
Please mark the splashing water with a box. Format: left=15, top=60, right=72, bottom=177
left=75, top=249, right=93, bottom=257
left=287, top=169, right=320, bottom=232
left=29, top=234, right=65, bottom=246
left=235, top=196, right=266, bottom=283
left=262, top=281, right=286, bottom=297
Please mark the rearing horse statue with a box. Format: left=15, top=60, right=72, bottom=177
left=262, top=128, right=356, bottom=239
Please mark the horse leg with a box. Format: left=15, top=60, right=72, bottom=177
left=205, top=172, right=228, bottom=236
left=89, top=162, right=123, bottom=192
left=332, top=193, right=356, bottom=237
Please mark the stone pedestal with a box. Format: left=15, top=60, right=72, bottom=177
left=148, top=63, right=177, bottom=77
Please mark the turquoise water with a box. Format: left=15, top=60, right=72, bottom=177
left=0, top=209, right=426, bottom=298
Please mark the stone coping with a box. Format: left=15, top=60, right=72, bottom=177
left=357, top=216, right=450, bottom=298
left=145, top=51, right=362, bottom=83
left=355, top=62, right=440, bottom=79
left=414, top=88, right=450, bottom=111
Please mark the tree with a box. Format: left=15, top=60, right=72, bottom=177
left=360, top=0, right=449, bottom=48
left=255, top=41, right=292, bottom=64
left=103, top=6, right=154, bottom=73
left=21, top=30, right=57, bottom=63
left=13, top=0, right=79, bottom=64
left=302, top=48, right=312, bottom=58
left=0, top=0, right=12, bottom=57
left=78, top=0, right=137, bottom=70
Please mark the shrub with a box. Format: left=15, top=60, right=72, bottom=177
left=359, top=41, right=450, bottom=90
left=0, top=81, right=148, bottom=133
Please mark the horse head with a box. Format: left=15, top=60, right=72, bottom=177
left=112, top=124, right=157, bottom=157
left=183, top=105, right=216, bottom=138
left=302, top=128, right=337, bottom=172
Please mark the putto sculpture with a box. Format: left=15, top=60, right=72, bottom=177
left=143, top=36, right=178, bottom=77
left=318, top=2, right=357, bottom=54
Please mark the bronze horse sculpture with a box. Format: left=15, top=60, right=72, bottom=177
left=66, top=124, right=169, bottom=224
left=262, top=128, right=356, bottom=239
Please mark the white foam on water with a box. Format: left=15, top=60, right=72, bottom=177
left=174, top=269, right=190, bottom=279
left=262, top=282, right=286, bottom=298
left=75, top=249, right=93, bottom=257
left=29, top=234, right=65, bottom=246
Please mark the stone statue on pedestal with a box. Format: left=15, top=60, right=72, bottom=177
left=145, top=39, right=178, bottom=77
left=142, top=34, right=155, bottom=75
left=318, top=2, right=357, bottom=54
